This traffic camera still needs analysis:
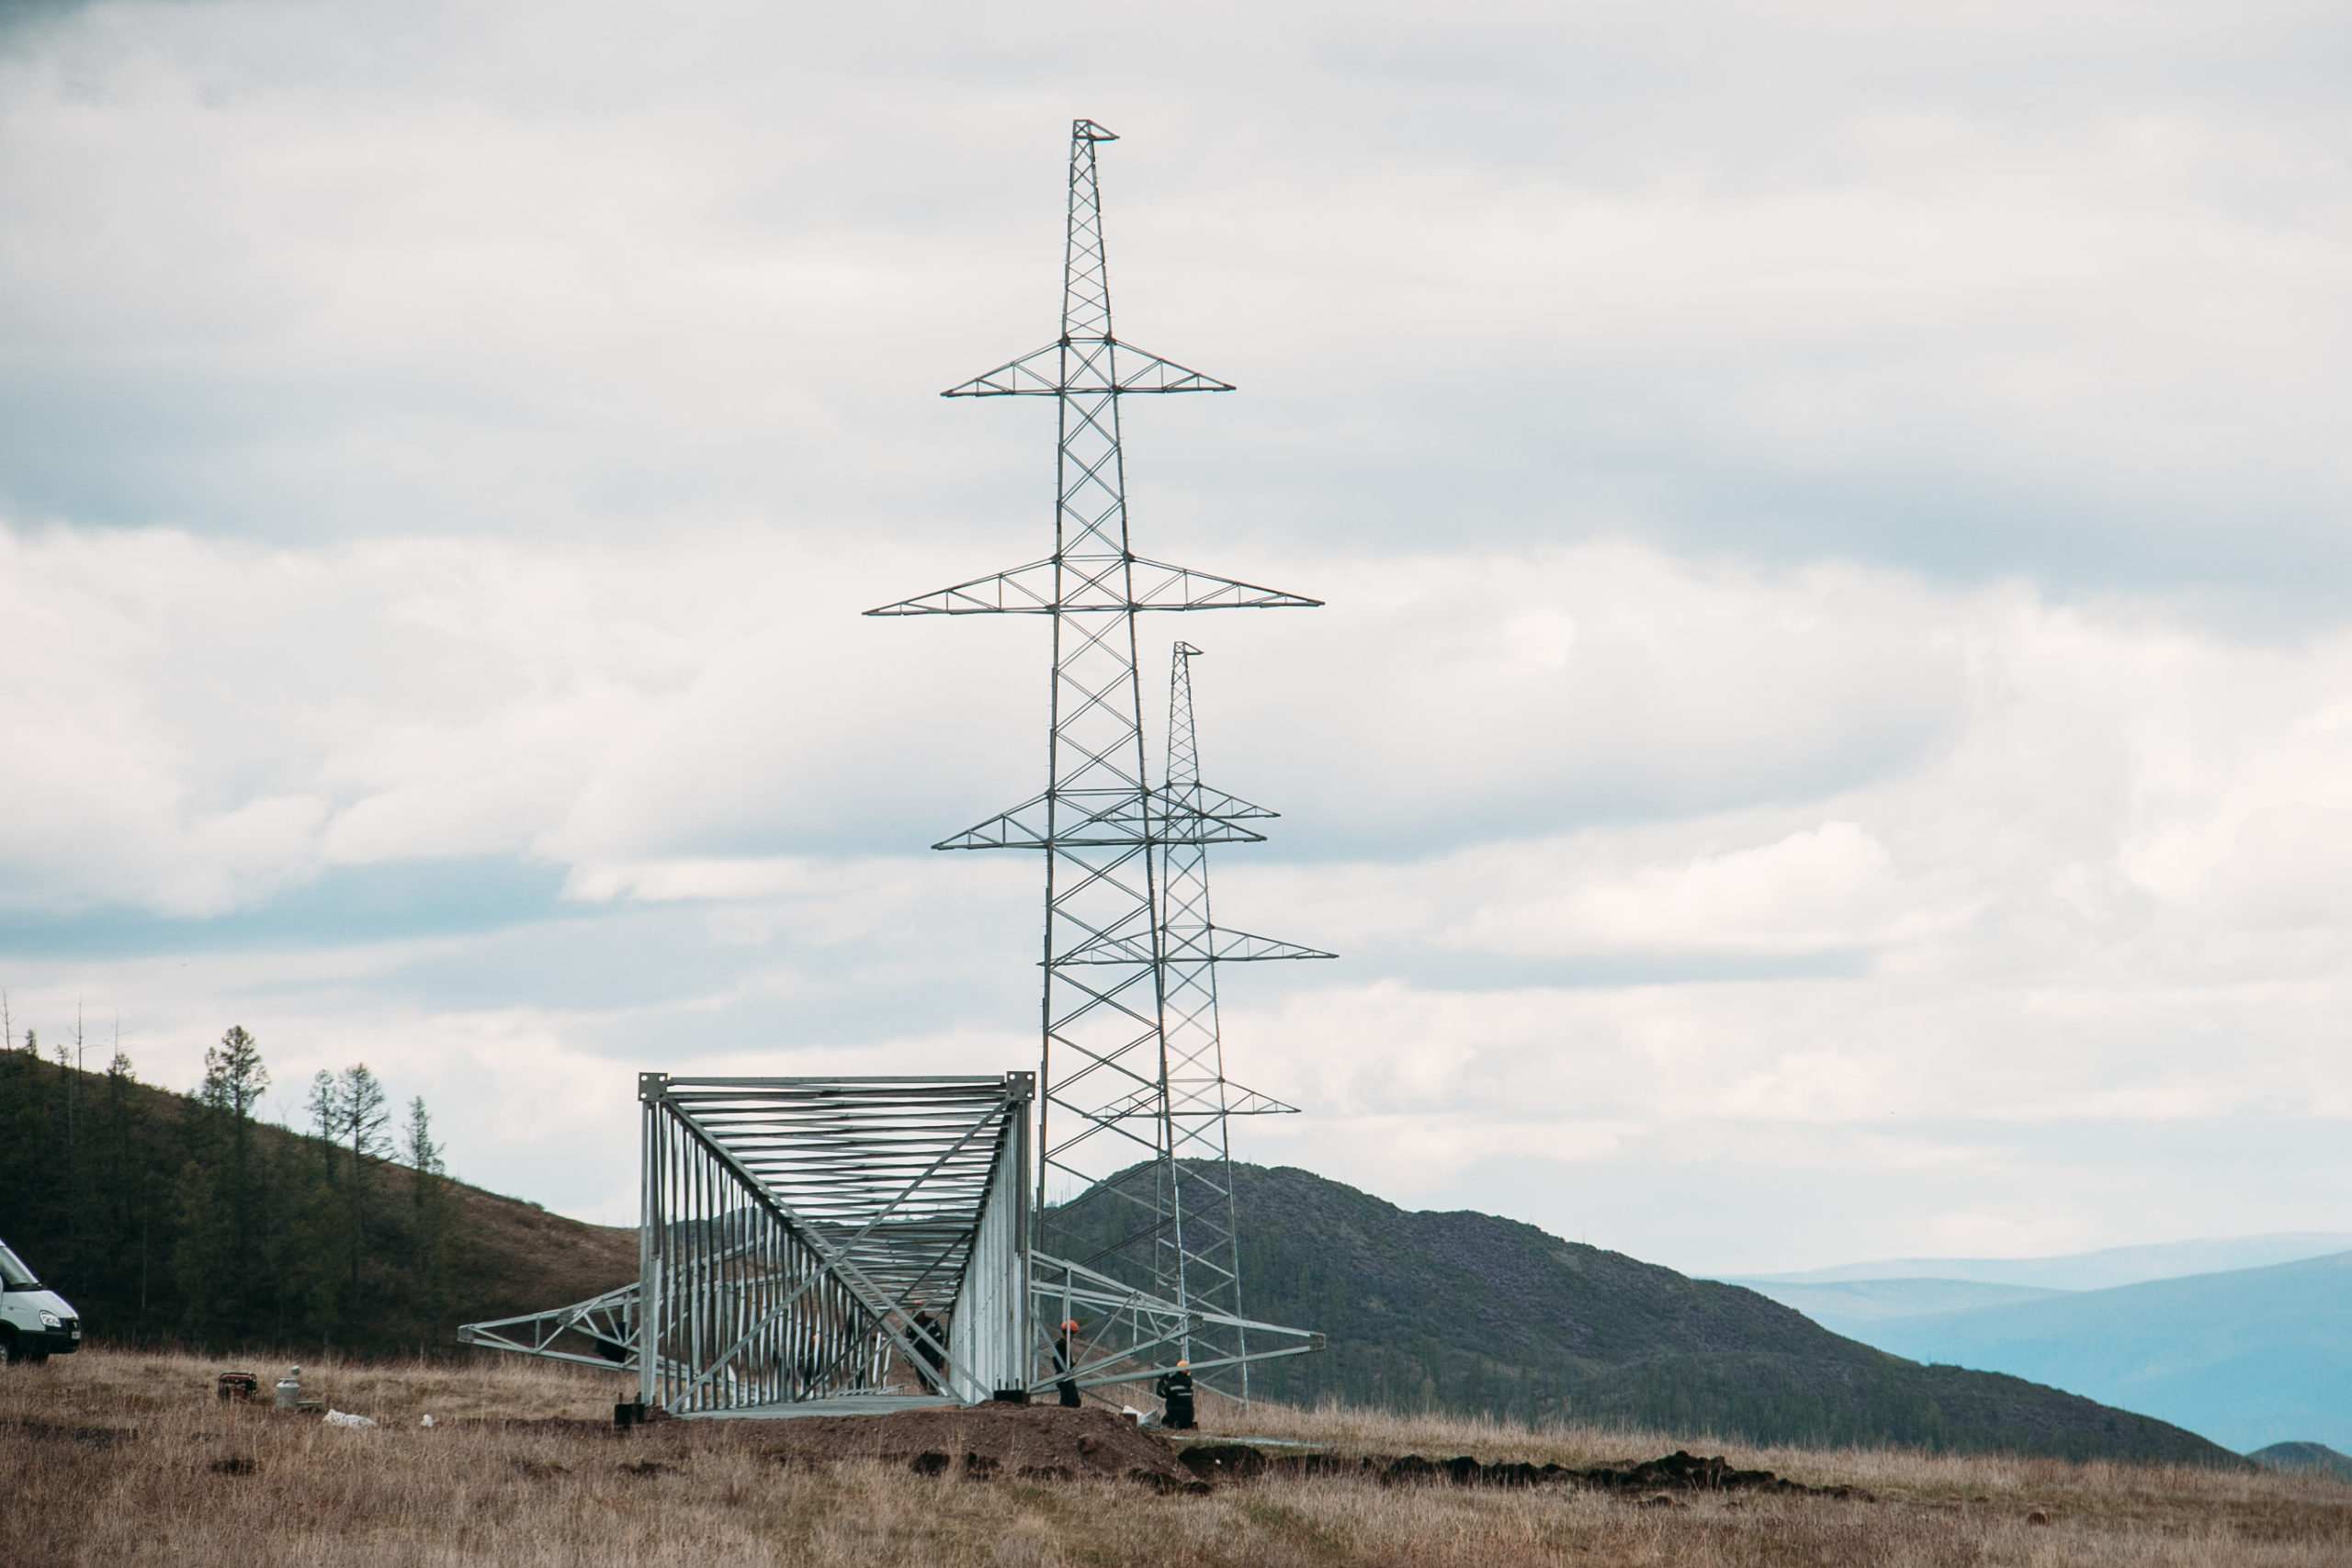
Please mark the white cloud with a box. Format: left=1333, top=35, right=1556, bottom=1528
left=1451, top=821, right=1976, bottom=958
left=8, top=519, right=2352, bottom=1269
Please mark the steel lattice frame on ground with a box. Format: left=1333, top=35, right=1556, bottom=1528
left=868, top=118, right=1327, bottom=1394
left=466, top=1075, right=1035, bottom=1416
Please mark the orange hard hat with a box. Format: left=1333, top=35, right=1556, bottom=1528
left=1061, top=1319, right=1079, bottom=1330
left=1177, top=1359, right=1190, bottom=1368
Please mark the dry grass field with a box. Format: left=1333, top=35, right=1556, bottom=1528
left=6, top=1346, right=2350, bottom=1567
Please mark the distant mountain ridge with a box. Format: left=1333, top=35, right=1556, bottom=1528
left=1114, top=1163, right=2243, bottom=1464
left=1738, top=1278, right=2070, bottom=1327
left=2251, top=1442, right=2352, bottom=1481
left=1826, top=1250, right=2352, bottom=1452
left=1737, top=1234, right=2352, bottom=1292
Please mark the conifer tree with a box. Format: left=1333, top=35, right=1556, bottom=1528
left=334, top=1064, right=390, bottom=1303
left=403, top=1096, right=452, bottom=1327
left=198, top=1026, right=270, bottom=1318
left=306, top=1070, right=342, bottom=1182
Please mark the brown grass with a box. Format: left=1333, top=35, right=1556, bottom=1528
left=6, top=1347, right=2351, bottom=1566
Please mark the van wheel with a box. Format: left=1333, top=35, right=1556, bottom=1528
left=0, top=1327, right=19, bottom=1365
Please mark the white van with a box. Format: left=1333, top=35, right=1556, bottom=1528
left=0, top=1239, right=81, bottom=1363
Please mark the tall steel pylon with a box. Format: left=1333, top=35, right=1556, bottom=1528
left=1154, top=641, right=1332, bottom=1392
left=868, top=119, right=1323, bottom=1378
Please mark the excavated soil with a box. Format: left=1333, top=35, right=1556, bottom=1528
left=752, top=1404, right=1197, bottom=1489
left=1175, top=1443, right=1872, bottom=1500
left=465, top=1408, right=1859, bottom=1503
left=502, top=1404, right=1201, bottom=1491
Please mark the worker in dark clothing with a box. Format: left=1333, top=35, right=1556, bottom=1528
left=910, top=1309, right=947, bottom=1393
left=1154, top=1359, right=1195, bottom=1429
left=1054, top=1319, right=1082, bottom=1408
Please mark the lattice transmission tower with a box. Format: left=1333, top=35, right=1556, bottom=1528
left=869, top=119, right=1325, bottom=1385
left=1153, top=641, right=1332, bottom=1389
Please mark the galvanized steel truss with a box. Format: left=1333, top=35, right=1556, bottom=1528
left=638, top=1075, right=1034, bottom=1413
left=868, top=118, right=1326, bottom=1392
left=463, top=1076, right=1035, bottom=1415
left=456, top=1282, right=637, bottom=1371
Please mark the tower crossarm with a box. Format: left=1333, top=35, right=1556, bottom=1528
left=865, top=557, right=1321, bottom=617
left=1168, top=1077, right=1302, bottom=1117
left=1161, top=924, right=1337, bottom=964
left=932, top=789, right=1272, bottom=852
left=944, top=337, right=1234, bottom=399
left=1154, top=782, right=1277, bottom=821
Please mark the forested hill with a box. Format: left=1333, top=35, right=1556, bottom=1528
left=1213, top=1162, right=2236, bottom=1465
left=0, top=1047, right=632, bottom=1356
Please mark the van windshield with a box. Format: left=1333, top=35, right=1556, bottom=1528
left=0, top=1243, right=39, bottom=1290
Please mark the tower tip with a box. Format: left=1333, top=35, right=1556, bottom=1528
left=1073, top=118, right=1119, bottom=142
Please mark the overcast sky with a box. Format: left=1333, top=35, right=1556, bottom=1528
left=7, top=0, right=2352, bottom=1275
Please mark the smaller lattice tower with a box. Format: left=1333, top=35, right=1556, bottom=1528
left=1154, top=640, right=1332, bottom=1393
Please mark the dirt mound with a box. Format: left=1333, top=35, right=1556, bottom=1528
left=1177, top=1442, right=1275, bottom=1481
left=1577, top=1450, right=1867, bottom=1498
left=1173, top=1443, right=1870, bottom=1499
left=447, top=1403, right=1198, bottom=1490
left=730, top=1404, right=1199, bottom=1491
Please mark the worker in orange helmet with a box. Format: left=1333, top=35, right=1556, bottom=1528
left=1053, top=1318, right=1082, bottom=1408
left=1155, top=1358, right=1195, bottom=1429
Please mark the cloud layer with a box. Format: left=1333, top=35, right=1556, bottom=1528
left=5, top=0, right=2352, bottom=1271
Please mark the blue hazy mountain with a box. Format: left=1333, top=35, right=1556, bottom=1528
left=2250, top=1441, right=2352, bottom=1481
left=1738, top=1233, right=2352, bottom=1292
left=1736, top=1277, right=2072, bottom=1327
left=1806, top=1251, right=2352, bottom=1452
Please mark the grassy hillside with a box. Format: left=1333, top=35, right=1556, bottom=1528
left=1180, top=1162, right=2235, bottom=1464
left=1850, top=1251, right=2352, bottom=1452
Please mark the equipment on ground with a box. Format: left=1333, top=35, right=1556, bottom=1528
left=0, top=1238, right=80, bottom=1364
